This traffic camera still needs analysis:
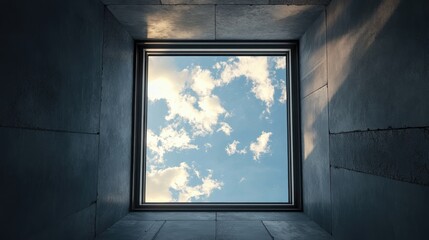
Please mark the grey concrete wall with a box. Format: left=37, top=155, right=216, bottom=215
left=300, top=10, right=332, bottom=233
left=96, top=9, right=134, bottom=235
left=0, top=0, right=103, bottom=239
left=107, top=4, right=324, bottom=40
left=0, top=1, right=134, bottom=239
left=327, top=0, right=429, bottom=239
left=301, top=0, right=429, bottom=238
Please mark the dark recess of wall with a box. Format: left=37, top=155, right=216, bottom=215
left=0, top=0, right=104, bottom=238
left=0, top=0, right=104, bottom=134
left=96, top=8, right=134, bottom=235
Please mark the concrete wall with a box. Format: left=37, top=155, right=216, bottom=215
left=0, top=0, right=133, bottom=238
left=96, top=9, right=134, bottom=235
left=301, top=0, right=429, bottom=238
left=300, top=10, right=331, bottom=233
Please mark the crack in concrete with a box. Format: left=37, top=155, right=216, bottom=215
left=331, top=165, right=429, bottom=187
left=0, top=125, right=99, bottom=135
left=330, top=126, right=429, bottom=135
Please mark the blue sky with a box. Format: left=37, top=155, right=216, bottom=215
left=145, top=55, right=288, bottom=203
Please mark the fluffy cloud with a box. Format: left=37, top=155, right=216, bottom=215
left=250, top=131, right=272, bottom=160
left=190, top=66, right=217, bottom=97
left=147, top=57, right=188, bottom=102
left=274, top=57, right=286, bottom=69
left=146, top=162, right=223, bottom=202
left=279, top=80, right=287, bottom=104
left=148, top=57, right=227, bottom=136
left=225, top=140, right=247, bottom=156
left=217, top=122, right=233, bottom=136
left=147, top=125, right=198, bottom=163
left=217, top=57, right=275, bottom=111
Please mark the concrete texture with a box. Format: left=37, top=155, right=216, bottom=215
left=0, top=0, right=103, bottom=133
left=301, top=61, right=326, bottom=98
left=0, top=0, right=135, bottom=238
left=301, top=87, right=331, bottom=232
left=330, top=128, right=429, bottom=186
left=102, top=0, right=331, bottom=4
left=323, top=0, right=429, bottom=237
left=156, top=221, right=215, bottom=240
left=0, top=128, right=99, bottom=239
left=101, top=0, right=160, bottom=4
left=327, top=0, right=429, bottom=133
left=299, top=10, right=331, bottom=233
left=299, top=11, right=327, bottom=97
left=270, top=0, right=330, bottom=5
left=95, top=9, right=134, bottom=235
left=96, top=221, right=164, bottom=240
left=331, top=168, right=429, bottom=240
left=106, top=4, right=324, bottom=40
left=217, top=212, right=310, bottom=221
left=108, top=5, right=215, bottom=40
left=162, top=0, right=268, bottom=4
left=122, top=212, right=216, bottom=221
left=299, top=0, right=429, bottom=238
left=264, top=220, right=332, bottom=240
left=34, top=205, right=96, bottom=240
left=98, top=212, right=332, bottom=240
left=216, top=221, right=272, bottom=240
left=216, top=5, right=324, bottom=40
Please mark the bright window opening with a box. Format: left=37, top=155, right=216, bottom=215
left=133, top=42, right=301, bottom=210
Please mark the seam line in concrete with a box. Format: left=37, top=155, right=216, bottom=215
left=331, top=165, right=429, bottom=187
left=151, top=220, right=166, bottom=240
left=65, top=201, right=97, bottom=221
left=300, top=58, right=324, bottom=80
left=261, top=221, right=275, bottom=240
left=330, top=126, right=429, bottom=135
left=301, top=83, right=327, bottom=100
left=0, top=125, right=99, bottom=135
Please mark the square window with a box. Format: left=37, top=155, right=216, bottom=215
left=132, top=42, right=301, bottom=210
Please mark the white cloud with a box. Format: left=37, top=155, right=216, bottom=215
left=148, top=57, right=227, bottom=136
left=146, top=163, right=223, bottom=202
left=147, top=125, right=198, bottom=163
left=217, top=122, right=233, bottom=136
left=274, top=57, right=286, bottom=69
left=217, top=57, right=275, bottom=111
left=190, top=66, right=217, bottom=97
left=279, top=80, right=287, bottom=104
left=250, top=131, right=272, bottom=160
left=225, top=140, right=247, bottom=156
left=147, top=57, right=188, bottom=102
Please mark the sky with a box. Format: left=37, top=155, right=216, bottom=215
left=145, top=55, right=289, bottom=203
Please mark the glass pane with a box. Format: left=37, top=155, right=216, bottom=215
left=145, top=55, right=288, bottom=203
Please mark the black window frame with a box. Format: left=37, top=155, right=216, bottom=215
left=131, top=41, right=302, bottom=211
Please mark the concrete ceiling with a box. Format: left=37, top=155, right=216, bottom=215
left=105, top=0, right=328, bottom=40
left=101, top=0, right=331, bottom=4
